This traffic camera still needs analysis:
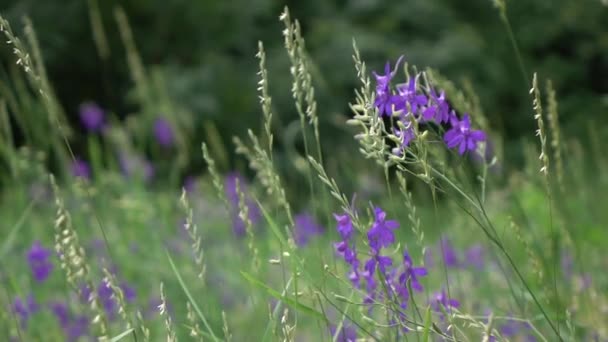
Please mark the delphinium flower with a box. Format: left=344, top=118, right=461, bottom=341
left=79, top=102, right=105, bottom=133
left=118, top=153, right=155, bottom=183
left=11, top=294, right=39, bottom=328
left=120, top=282, right=137, bottom=302
left=329, top=322, right=358, bottom=342
left=224, top=172, right=261, bottom=237
left=421, top=89, right=450, bottom=124
left=440, top=236, right=460, bottom=268
left=444, top=114, right=486, bottom=155
left=70, top=157, right=91, bottom=180
left=398, top=252, right=428, bottom=294
left=392, top=121, right=416, bottom=157
left=183, top=176, right=197, bottom=194
left=98, top=280, right=117, bottom=320
left=430, top=289, right=460, bottom=314
left=499, top=318, right=537, bottom=341
left=294, top=212, right=324, bottom=247
left=66, top=315, right=89, bottom=342
left=333, top=213, right=361, bottom=287
left=394, top=74, right=428, bottom=116
left=50, top=302, right=70, bottom=327
left=27, top=241, right=54, bottom=283
left=153, top=117, right=175, bottom=148
left=367, top=207, right=398, bottom=252
left=372, top=57, right=489, bottom=157
left=465, top=244, right=485, bottom=269
left=373, top=56, right=403, bottom=117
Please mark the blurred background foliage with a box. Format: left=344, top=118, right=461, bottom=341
left=0, top=0, right=607, bottom=179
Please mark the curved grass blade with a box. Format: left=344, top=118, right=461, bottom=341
left=0, top=201, right=34, bottom=258
left=165, top=250, right=221, bottom=342
left=109, top=328, right=135, bottom=342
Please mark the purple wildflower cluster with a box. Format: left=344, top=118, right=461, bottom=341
left=27, top=241, right=54, bottom=283
left=12, top=295, right=39, bottom=328
left=153, top=117, right=175, bottom=148
left=224, top=172, right=261, bottom=236
left=79, top=102, right=106, bottom=133
left=333, top=207, right=430, bottom=333
left=372, top=58, right=487, bottom=156
left=50, top=302, right=90, bottom=342
left=294, top=212, right=324, bottom=247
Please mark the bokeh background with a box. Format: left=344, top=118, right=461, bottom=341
left=1, top=0, right=606, bottom=185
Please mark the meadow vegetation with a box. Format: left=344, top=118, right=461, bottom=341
left=0, top=2, right=607, bottom=341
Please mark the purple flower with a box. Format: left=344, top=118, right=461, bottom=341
left=373, top=56, right=403, bottom=117
left=333, top=212, right=361, bottom=287
left=440, top=236, right=459, bottom=268
left=27, top=241, right=53, bottom=282
left=119, top=153, right=155, bottom=182
left=334, top=213, right=353, bottom=240
left=329, top=322, right=357, bottom=342
left=392, top=122, right=416, bottom=156
left=120, top=282, right=137, bottom=302
left=363, top=254, right=393, bottom=280
left=444, top=114, right=486, bottom=155
left=398, top=251, right=428, bottom=293
left=294, top=212, right=324, bottom=247
left=153, top=117, right=174, bottom=147
left=11, top=295, right=38, bottom=328
left=66, top=315, right=89, bottom=342
left=50, top=302, right=70, bottom=328
left=79, top=102, right=105, bottom=132
left=465, top=244, right=485, bottom=269
left=70, top=157, right=91, bottom=180
left=395, top=74, right=428, bottom=115
left=422, top=90, right=450, bottom=124
left=224, top=172, right=261, bottom=236
left=431, top=289, right=460, bottom=313
left=367, top=207, right=399, bottom=252
left=98, top=280, right=116, bottom=320
left=183, top=176, right=197, bottom=194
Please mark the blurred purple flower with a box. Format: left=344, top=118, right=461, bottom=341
left=79, top=102, right=105, bottom=132
left=12, top=294, right=38, bottom=328
left=444, top=114, right=486, bottom=155
left=294, top=212, right=324, bottom=247
left=153, top=117, right=174, bottom=147
left=120, top=282, right=137, bottom=302
left=561, top=250, right=574, bottom=279
left=27, top=241, right=53, bottom=282
left=224, top=172, right=261, bottom=236
left=183, top=176, right=197, bottom=194
left=431, top=289, right=460, bottom=314
left=70, top=157, right=91, bottom=180
left=329, top=322, right=357, bottom=342
left=98, top=280, right=116, bottom=320
left=465, top=244, right=485, bottom=269
left=66, top=315, right=89, bottom=342
left=50, top=301, right=70, bottom=328
left=119, top=153, right=155, bottom=183
left=440, top=236, right=459, bottom=268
